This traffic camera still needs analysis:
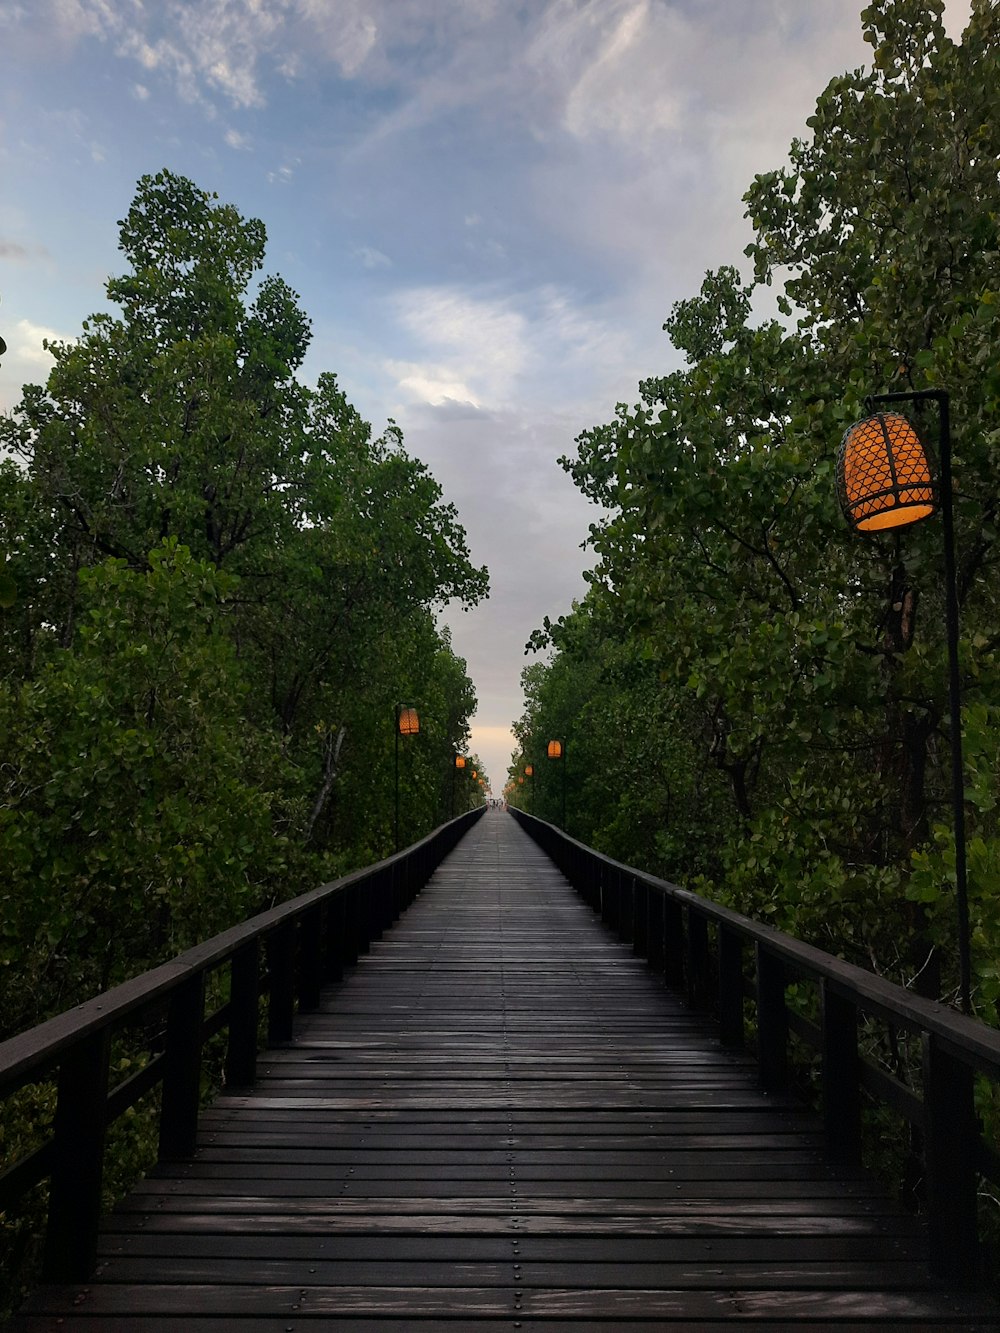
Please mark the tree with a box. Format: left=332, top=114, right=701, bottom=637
left=0, top=170, right=488, bottom=1031
left=541, top=0, right=1000, bottom=1007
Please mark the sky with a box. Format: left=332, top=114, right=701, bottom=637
left=0, top=0, right=973, bottom=792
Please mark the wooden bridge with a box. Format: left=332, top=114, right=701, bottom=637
left=4, top=809, right=1000, bottom=1328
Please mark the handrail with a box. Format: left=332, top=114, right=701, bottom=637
left=0, top=808, right=484, bottom=1284
left=510, top=807, right=1000, bottom=1287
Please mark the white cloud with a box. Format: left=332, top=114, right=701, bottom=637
left=526, top=0, right=681, bottom=146
left=355, top=245, right=391, bottom=270
left=131, top=82, right=150, bottom=100
left=385, top=361, right=480, bottom=409
left=11, top=318, right=75, bottom=366
left=389, top=287, right=528, bottom=408
left=296, top=0, right=378, bottom=76
left=224, top=127, right=252, bottom=150
left=382, top=281, right=632, bottom=415
left=266, top=161, right=296, bottom=184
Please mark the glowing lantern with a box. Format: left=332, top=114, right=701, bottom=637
left=837, top=412, right=936, bottom=532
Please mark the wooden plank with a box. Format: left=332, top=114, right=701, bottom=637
left=13, top=813, right=995, bottom=1329
left=19, top=1282, right=1000, bottom=1321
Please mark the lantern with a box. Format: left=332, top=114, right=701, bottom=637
left=837, top=412, right=937, bottom=532
left=455, top=754, right=466, bottom=769
left=524, top=764, right=533, bottom=777
left=397, top=705, right=420, bottom=735
left=547, top=739, right=563, bottom=759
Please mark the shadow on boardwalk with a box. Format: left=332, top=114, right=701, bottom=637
left=13, top=813, right=998, bottom=1329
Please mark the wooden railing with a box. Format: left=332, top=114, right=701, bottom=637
left=0, top=808, right=484, bottom=1283
left=510, top=807, right=1000, bottom=1286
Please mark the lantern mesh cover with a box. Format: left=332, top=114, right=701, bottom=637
left=398, top=707, right=419, bottom=735
left=837, top=412, right=937, bottom=531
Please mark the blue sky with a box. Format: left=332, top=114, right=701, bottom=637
left=0, top=0, right=972, bottom=788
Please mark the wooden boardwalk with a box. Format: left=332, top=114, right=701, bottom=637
left=14, top=813, right=997, bottom=1329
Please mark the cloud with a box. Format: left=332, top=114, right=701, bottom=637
left=0, top=240, right=48, bottom=262
left=131, top=82, right=150, bottom=100
left=526, top=0, right=681, bottom=146
left=224, top=127, right=252, bottom=150
left=266, top=159, right=299, bottom=184
left=296, top=0, right=378, bottom=76
left=10, top=318, right=75, bottom=365
left=355, top=245, right=392, bottom=270
left=382, top=279, right=635, bottom=420
left=13, top=0, right=290, bottom=112
left=389, top=286, right=528, bottom=408
left=385, top=361, right=480, bottom=409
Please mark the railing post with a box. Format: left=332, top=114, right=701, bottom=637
left=663, top=898, right=685, bottom=989
left=756, top=946, right=788, bottom=1093
left=923, top=1034, right=979, bottom=1283
left=344, top=884, right=360, bottom=966
left=43, top=1028, right=112, bottom=1281
left=718, top=925, right=744, bottom=1047
left=590, top=855, right=602, bottom=912
left=393, top=858, right=407, bottom=921
left=159, top=972, right=206, bottom=1161
left=620, top=871, right=634, bottom=944
left=226, top=940, right=260, bottom=1087
left=325, top=891, right=345, bottom=982
left=360, top=872, right=376, bottom=951
left=647, top=889, right=665, bottom=971
left=821, top=982, right=860, bottom=1166
left=267, top=919, right=296, bottom=1045
left=298, top=904, right=323, bottom=1012
left=686, top=909, right=710, bottom=1010
left=633, top=879, right=648, bottom=957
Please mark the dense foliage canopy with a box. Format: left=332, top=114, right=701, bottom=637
left=0, top=170, right=488, bottom=1037
left=511, top=0, right=1000, bottom=1015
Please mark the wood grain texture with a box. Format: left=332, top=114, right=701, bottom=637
left=14, top=814, right=997, bottom=1328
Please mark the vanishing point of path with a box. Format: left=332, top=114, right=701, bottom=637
left=14, top=812, right=996, bottom=1329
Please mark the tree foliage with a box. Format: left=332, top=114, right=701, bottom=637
left=0, top=170, right=487, bottom=1036
left=517, top=0, right=1000, bottom=1013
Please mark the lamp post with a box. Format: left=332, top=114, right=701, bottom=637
left=837, top=389, right=970, bottom=1013
left=395, top=704, right=419, bottom=853
left=547, top=739, right=566, bottom=829
left=524, top=763, right=534, bottom=813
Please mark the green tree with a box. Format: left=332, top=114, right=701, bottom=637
left=540, top=0, right=1000, bottom=1008
left=0, top=169, right=487, bottom=1028
left=0, top=541, right=289, bottom=1035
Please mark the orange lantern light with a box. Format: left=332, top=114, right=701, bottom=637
left=547, top=739, right=563, bottom=759
left=524, top=764, right=533, bottom=777
left=837, top=413, right=937, bottom=532
left=397, top=705, right=420, bottom=736
left=455, top=754, right=466, bottom=769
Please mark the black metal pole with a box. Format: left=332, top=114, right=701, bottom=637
left=867, top=390, right=971, bottom=1013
